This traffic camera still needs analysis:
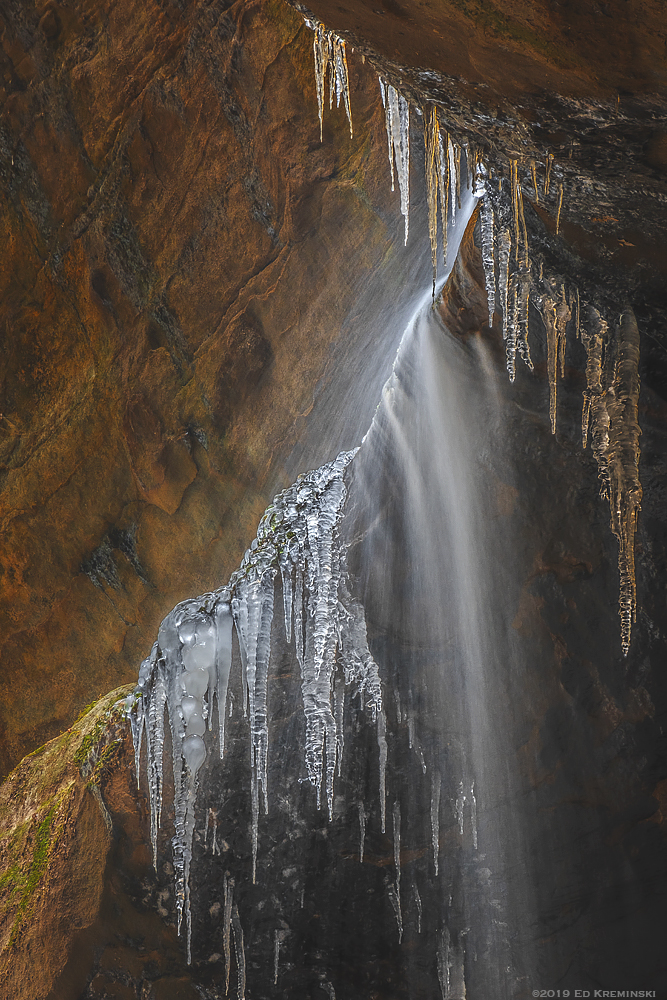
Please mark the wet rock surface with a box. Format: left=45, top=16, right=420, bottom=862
left=1, top=220, right=664, bottom=999
left=1, top=0, right=667, bottom=996
left=0, top=0, right=426, bottom=777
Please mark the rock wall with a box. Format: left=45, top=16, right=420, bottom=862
left=0, top=0, right=427, bottom=776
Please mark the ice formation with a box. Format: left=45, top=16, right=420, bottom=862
left=129, top=451, right=386, bottom=953
left=392, top=799, right=403, bottom=942
left=422, top=105, right=465, bottom=292
left=580, top=306, right=642, bottom=654
left=437, top=925, right=467, bottom=1000
left=379, top=78, right=411, bottom=244
left=126, top=21, right=646, bottom=984
left=476, top=167, right=533, bottom=381
left=431, top=769, right=441, bottom=876
left=306, top=17, right=353, bottom=140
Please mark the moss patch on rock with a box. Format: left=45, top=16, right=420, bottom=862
left=0, top=684, right=134, bottom=997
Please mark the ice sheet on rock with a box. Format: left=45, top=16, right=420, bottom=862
left=438, top=926, right=467, bottom=1000
left=129, top=447, right=391, bottom=958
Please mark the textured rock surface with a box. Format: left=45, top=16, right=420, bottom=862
left=0, top=0, right=428, bottom=777
left=0, top=686, right=132, bottom=999
left=0, top=217, right=664, bottom=999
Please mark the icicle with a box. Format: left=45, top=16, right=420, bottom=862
left=332, top=36, right=353, bottom=137
left=385, top=84, right=411, bottom=244
left=455, top=782, right=466, bottom=836
left=430, top=769, right=441, bottom=876
left=454, top=144, right=461, bottom=210
left=313, top=25, right=331, bottom=141
left=437, top=926, right=451, bottom=1000
left=438, top=927, right=467, bottom=1000
left=438, top=130, right=449, bottom=266
left=413, top=882, right=422, bottom=934
left=531, top=160, right=539, bottom=203
left=498, top=228, right=512, bottom=371
left=544, top=152, right=554, bottom=197
left=542, top=286, right=571, bottom=434
left=470, top=782, right=477, bottom=850
left=280, top=549, right=293, bottom=644
left=582, top=307, right=642, bottom=654
left=273, top=929, right=280, bottom=985
left=510, top=160, right=520, bottom=265
left=379, top=79, right=395, bottom=192
left=581, top=309, right=607, bottom=449
left=334, top=673, right=345, bottom=777
left=206, top=808, right=220, bottom=855
left=232, top=902, right=246, bottom=1000
left=505, top=272, right=519, bottom=381
left=424, top=105, right=440, bottom=294
left=393, top=801, right=402, bottom=943
left=387, top=876, right=403, bottom=944
left=608, top=309, right=642, bottom=654
left=215, top=603, right=233, bottom=758
left=479, top=190, right=496, bottom=327
left=129, top=447, right=392, bottom=958
left=447, top=135, right=456, bottom=228
left=516, top=269, right=533, bottom=371
left=309, top=23, right=352, bottom=139
left=517, top=178, right=529, bottom=269
left=358, top=801, right=366, bottom=862
left=555, top=182, right=564, bottom=235
left=223, top=874, right=233, bottom=995
left=377, top=710, right=387, bottom=833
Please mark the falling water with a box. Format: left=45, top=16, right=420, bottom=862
left=130, top=170, right=542, bottom=992
left=342, top=196, right=536, bottom=996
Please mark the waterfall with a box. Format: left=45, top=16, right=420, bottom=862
left=127, top=174, right=546, bottom=995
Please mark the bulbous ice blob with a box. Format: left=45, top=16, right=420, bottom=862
left=186, top=714, right=206, bottom=737
left=182, top=667, right=209, bottom=698
left=183, top=734, right=206, bottom=774
left=178, top=618, right=198, bottom=647
left=197, top=619, right=216, bottom=645
left=181, top=695, right=199, bottom=722
left=182, top=640, right=216, bottom=672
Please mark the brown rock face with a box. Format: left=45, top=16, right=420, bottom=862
left=0, top=687, right=132, bottom=999
left=0, top=0, right=422, bottom=776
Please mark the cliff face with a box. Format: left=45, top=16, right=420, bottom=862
left=2, top=216, right=665, bottom=999
left=2, top=0, right=667, bottom=995
left=0, top=0, right=424, bottom=776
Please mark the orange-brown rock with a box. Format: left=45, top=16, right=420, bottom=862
left=0, top=0, right=416, bottom=776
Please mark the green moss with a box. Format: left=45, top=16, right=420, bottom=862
left=87, top=739, right=122, bottom=789
left=1, top=796, right=64, bottom=947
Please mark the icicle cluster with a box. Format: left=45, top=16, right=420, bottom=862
left=304, top=17, right=353, bottom=139
left=579, top=306, right=642, bottom=654
left=379, top=78, right=411, bottom=245
left=128, top=450, right=387, bottom=956
left=475, top=164, right=533, bottom=381
left=421, top=105, right=468, bottom=292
